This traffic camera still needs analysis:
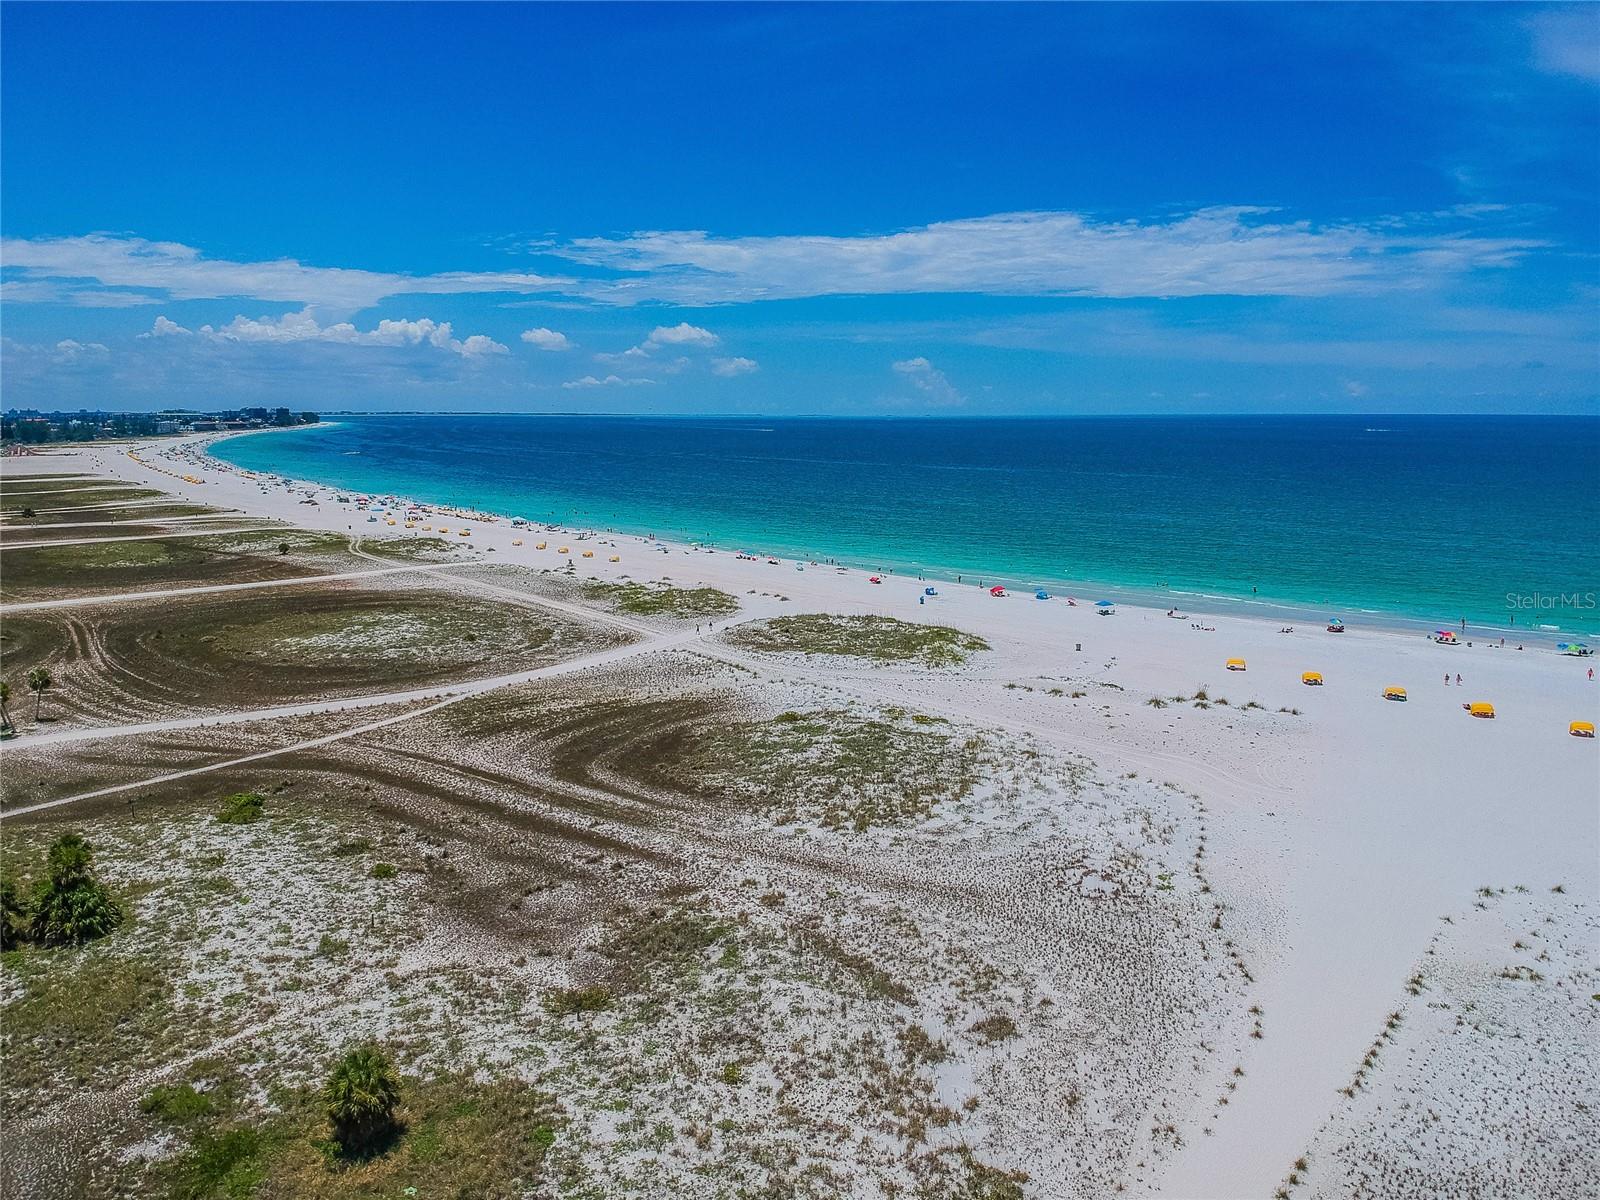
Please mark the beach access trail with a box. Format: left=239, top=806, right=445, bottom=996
left=3, top=435, right=1594, bottom=1199
left=1, top=526, right=272, bottom=550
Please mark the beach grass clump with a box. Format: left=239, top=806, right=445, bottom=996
left=582, top=580, right=738, bottom=619
left=543, top=984, right=614, bottom=1016
left=216, top=792, right=266, bottom=825
left=728, top=613, right=989, bottom=667
left=665, top=706, right=988, bottom=831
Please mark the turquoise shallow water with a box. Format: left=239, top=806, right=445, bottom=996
left=212, top=414, right=1600, bottom=635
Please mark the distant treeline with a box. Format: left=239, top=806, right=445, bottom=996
left=2, top=408, right=319, bottom=443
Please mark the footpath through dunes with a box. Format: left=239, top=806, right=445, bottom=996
left=0, top=646, right=1246, bottom=1200
left=0, top=502, right=236, bottom=525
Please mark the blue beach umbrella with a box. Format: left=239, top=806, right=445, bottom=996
left=1035, top=589, right=1051, bottom=600
left=1095, top=599, right=1114, bottom=608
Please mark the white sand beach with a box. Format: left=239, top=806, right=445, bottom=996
left=4, top=432, right=1595, bottom=1198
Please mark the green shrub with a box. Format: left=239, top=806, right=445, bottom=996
left=216, top=792, right=265, bottom=824
left=323, top=1045, right=402, bottom=1158
left=29, top=833, right=122, bottom=947
left=140, top=1082, right=215, bottom=1124
left=0, top=877, right=28, bottom=950
left=166, top=1126, right=268, bottom=1199
left=369, top=862, right=397, bottom=880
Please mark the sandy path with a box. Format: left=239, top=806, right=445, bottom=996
left=0, top=515, right=246, bottom=531
left=0, top=497, right=199, bottom=516
left=0, top=562, right=486, bottom=613
left=2, top=525, right=273, bottom=550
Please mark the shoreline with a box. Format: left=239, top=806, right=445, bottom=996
left=203, top=423, right=1597, bottom=643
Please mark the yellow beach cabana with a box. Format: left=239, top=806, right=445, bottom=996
left=609, top=555, right=620, bottom=562
left=1301, top=672, right=1323, bottom=686
left=535, top=542, right=547, bottom=550
left=1383, top=686, right=1407, bottom=701
left=581, top=549, right=594, bottom=558
left=458, top=529, right=471, bottom=537
left=1225, top=658, right=1247, bottom=672
left=512, top=538, right=523, bottom=546
left=1465, top=702, right=1495, bottom=719
left=557, top=546, right=570, bottom=554
left=1569, top=721, right=1594, bottom=738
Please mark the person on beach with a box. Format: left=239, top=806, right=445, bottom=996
left=1445, top=673, right=1450, bottom=685
left=1455, top=673, right=1463, bottom=686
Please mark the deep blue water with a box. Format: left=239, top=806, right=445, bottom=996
left=212, top=414, right=1600, bottom=634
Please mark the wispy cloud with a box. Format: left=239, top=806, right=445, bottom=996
left=1527, top=7, right=1600, bottom=82
left=519, top=326, right=572, bottom=351
left=892, top=356, right=963, bottom=405
left=0, top=208, right=1549, bottom=315
left=2, top=234, right=570, bottom=315
left=554, top=207, right=1546, bottom=304
left=711, top=356, right=759, bottom=377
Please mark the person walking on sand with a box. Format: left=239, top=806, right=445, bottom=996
left=1445, top=673, right=1450, bottom=685
left=1455, top=673, right=1463, bottom=686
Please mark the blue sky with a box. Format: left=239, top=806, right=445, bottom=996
left=2, top=2, right=1596, bottom=414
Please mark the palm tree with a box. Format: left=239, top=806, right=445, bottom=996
left=29, top=832, right=123, bottom=946
left=323, top=1045, right=403, bottom=1157
left=26, top=668, right=52, bottom=722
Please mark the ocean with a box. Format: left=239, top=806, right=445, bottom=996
left=211, top=414, right=1600, bottom=634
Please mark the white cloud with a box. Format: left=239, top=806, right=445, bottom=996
left=53, top=338, right=109, bottom=360
left=143, top=315, right=192, bottom=338
left=169, top=309, right=507, bottom=356
left=561, top=374, right=656, bottom=389
left=1343, top=379, right=1371, bottom=398
left=520, top=326, right=572, bottom=351
left=892, top=356, right=963, bottom=406
left=643, top=322, right=719, bottom=349
left=711, top=356, right=759, bottom=377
